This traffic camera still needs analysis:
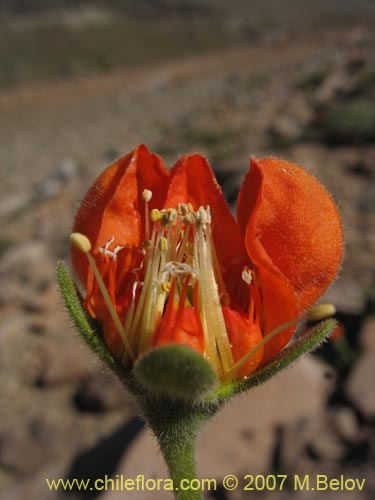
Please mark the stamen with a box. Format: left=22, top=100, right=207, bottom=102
left=142, top=189, right=152, bottom=240
left=137, top=227, right=169, bottom=352
left=175, top=275, right=191, bottom=324
left=113, top=245, right=124, bottom=254
left=206, top=220, right=229, bottom=307
left=70, top=233, right=135, bottom=361
left=199, top=223, right=234, bottom=373
left=142, top=240, right=152, bottom=251
left=160, top=281, right=171, bottom=293
left=225, top=302, right=337, bottom=378
left=71, top=232, right=92, bottom=253
left=241, top=267, right=260, bottom=322
left=178, top=203, right=189, bottom=216
left=163, top=261, right=196, bottom=277
left=98, top=237, right=124, bottom=259
left=305, top=303, right=336, bottom=322
left=150, top=208, right=162, bottom=223
left=104, top=236, right=115, bottom=249
left=161, top=209, right=175, bottom=226
left=184, top=212, right=197, bottom=225
left=242, top=267, right=252, bottom=285
left=142, top=189, right=152, bottom=202
left=176, top=225, right=191, bottom=263
left=124, top=281, right=140, bottom=348
left=166, top=208, right=177, bottom=221
left=168, top=218, right=182, bottom=261
left=225, top=317, right=300, bottom=379
left=159, top=236, right=168, bottom=252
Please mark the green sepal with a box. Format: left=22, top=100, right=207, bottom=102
left=56, top=261, right=130, bottom=384
left=216, top=318, right=337, bottom=400
left=134, top=344, right=218, bottom=401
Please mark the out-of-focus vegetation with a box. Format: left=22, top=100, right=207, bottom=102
left=1, top=0, right=374, bottom=88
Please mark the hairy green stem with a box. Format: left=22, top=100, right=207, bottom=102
left=138, top=396, right=221, bottom=500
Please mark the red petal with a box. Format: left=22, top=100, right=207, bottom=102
left=222, top=307, right=263, bottom=377
left=165, top=154, right=249, bottom=298
left=71, top=144, right=169, bottom=286
left=71, top=145, right=169, bottom=357
left=238, top=157, right=343, bottom=362
left=153, top=307, right=204, bottom=354
left=153, top=280, right=204, bottom=354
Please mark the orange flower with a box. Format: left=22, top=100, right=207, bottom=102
left=71, top=145, right=343, bottom=380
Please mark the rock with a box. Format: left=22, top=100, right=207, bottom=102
left=346, top=352, right=375, bottom=419
left=360, top=317, right=375, bottom=353
left=0, top=312, right=30, bottom=339
left=1, top=457, right=71, bottom=500
left=38, top=342, right=91, bottom=387
left=0, top=419, right=58, bottom=477
left=281, top=417, right=343, bottom=476
left=0, top=192, right=30, bottom=218
left=269, top=95, right=312, bottom=143
left=54, top=157, right=79, bottom=182
left=33, top=157, right=79, bottom=201
left=309, top=429, right=348, bottom=462
left=0, top=317, right=48, bottom=386
left=0, top=240, right=53, bottom=286
left=328, top=407, right=361, bottom=443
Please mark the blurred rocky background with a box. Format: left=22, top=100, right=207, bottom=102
left=0, top=1, right=374, bottom=499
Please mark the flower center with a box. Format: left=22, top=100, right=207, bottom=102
left=70, top=184, right=337, bottom=382
left=121, top=192, right=235, bottom=377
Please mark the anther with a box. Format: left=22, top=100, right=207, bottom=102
left=142, top=240, right=152, bottom=251
left=205, top=205, right=212, bottom=224
left=70, top=233, right=92, bottom=253
left=178, top=203, right=189, bottom=216
left=159, top=237, right=168, bottom=252
left=166, top=208, right=177, bottom=221
left=160, top=281, right=171, bottom=293
left=183, top=212, right=197, bottom=225
left=113, top=245, right=124, bottom=255
left=98, top=237, right=124, bottom=259
left=197, top=206, right=208, bottom=224
left=161, top=212, right=171, bottom=226
left=305, top=303, right=336, bottom=322
left=242, top=267, right=252, bottom=285
left=150, top=209, right=162, bottom=222
left=142, top=189, right=152, bottom=202
left=143, top=189, right=152, bottom=239
left=163, top=261, right=196, bottom=276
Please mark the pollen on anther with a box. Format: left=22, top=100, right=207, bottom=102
left=142, top=189, right=152, bottom=202
left=178, top=203, right=189, bottom=216
left=184, top=212, right=196, bottom=225
left=150, top=209, right=162, bottom=222
left=160, top=281, right=171, bottom=293
left=167, top=208, right=177, bottom=221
